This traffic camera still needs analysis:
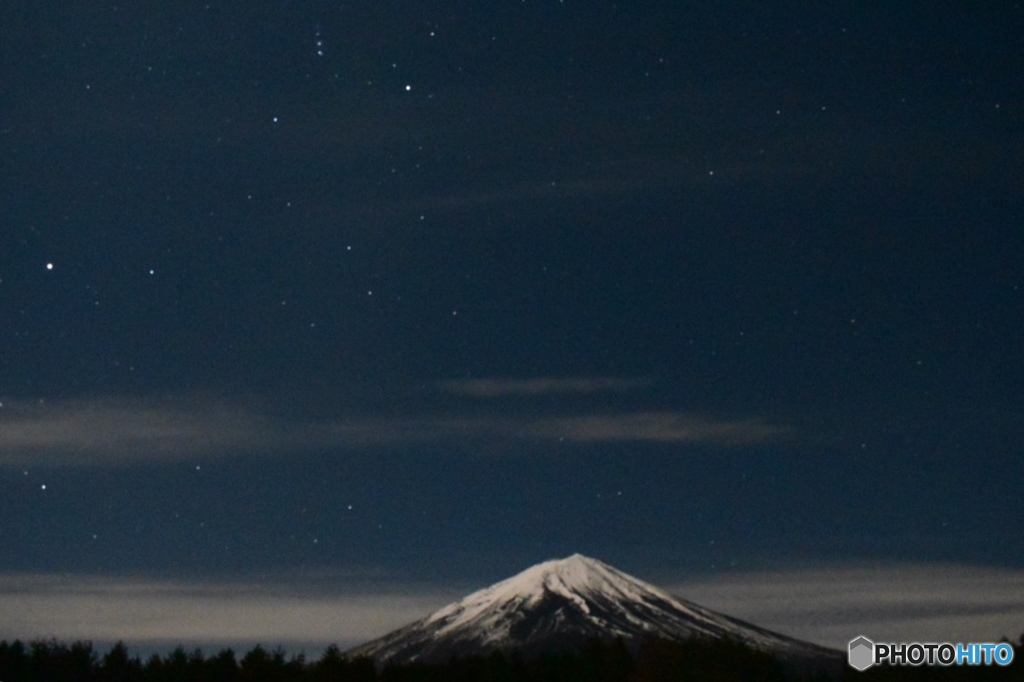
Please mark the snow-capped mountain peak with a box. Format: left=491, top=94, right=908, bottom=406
left=423, top=553, right=690, bottom=636
left=346, top=554, right=837, bottom=666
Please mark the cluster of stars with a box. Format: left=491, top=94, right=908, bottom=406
left=314, top=25, right=324, bottom=58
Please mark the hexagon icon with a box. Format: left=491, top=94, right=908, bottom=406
left=848, top=636, right=875, bottom=671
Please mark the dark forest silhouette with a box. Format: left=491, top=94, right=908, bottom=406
left=1, top=633, right=1022, bottom=681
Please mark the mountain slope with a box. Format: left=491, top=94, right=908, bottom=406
left=346, top=554, right=838, bottom=666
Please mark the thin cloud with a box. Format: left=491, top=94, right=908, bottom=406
left=0, top=398, right=288, bottom=466
left=669, top=563, right=1024, bottom=649
left=439, top=377, right=652, bottom=398
left=526, top=412, right=788, bottom=445
left=0, top=573, right=455, bottom=652
left=322, top=412, right=789, bottom=448
left=2, top=563, right=1022, bottom=654
left=0, top=397, right=789, bottom=467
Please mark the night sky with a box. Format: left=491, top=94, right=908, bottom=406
left=2, top=1, right=1023, bottom=653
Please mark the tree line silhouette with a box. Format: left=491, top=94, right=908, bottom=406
left=0, top=634, right=1021, bottom=681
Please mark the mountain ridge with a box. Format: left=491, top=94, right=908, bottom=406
left=346, top=554, right=840, bottom=667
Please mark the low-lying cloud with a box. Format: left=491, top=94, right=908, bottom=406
left=0, top=573, right=455, bottom=653
left=670, top=563, right=1024, bottom=648
left=2, top=563, right=1022, bottom=654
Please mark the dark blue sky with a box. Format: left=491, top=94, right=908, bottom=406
left=1, top=0, right=1022, bottom=651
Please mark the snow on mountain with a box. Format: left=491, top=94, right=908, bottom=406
left=345, top=553, right=838, bottom=666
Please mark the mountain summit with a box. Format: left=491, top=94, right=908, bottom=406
left=346, top=554, right=836, bottom=666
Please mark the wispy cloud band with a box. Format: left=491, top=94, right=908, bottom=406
left=0, top=394, right=789, bottom=467
left=2, top=563, right=1021, bottom=653
left=670, top=563, right=1024, bottom=648
left=439, top=377, right=651, bottom=398
left=0, top=573, right=454, bottom=652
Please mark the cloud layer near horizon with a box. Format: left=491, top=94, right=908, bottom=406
left=671, top=563, right=1024, bottom=648
left=0, top=572, right=455, bottom=652
left=2, top=563, right=1022, bottom=653
left=0, top=389, right=789, bottom=467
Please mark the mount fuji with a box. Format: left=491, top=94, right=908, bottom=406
left=346, top=554, right=839, bottom=666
